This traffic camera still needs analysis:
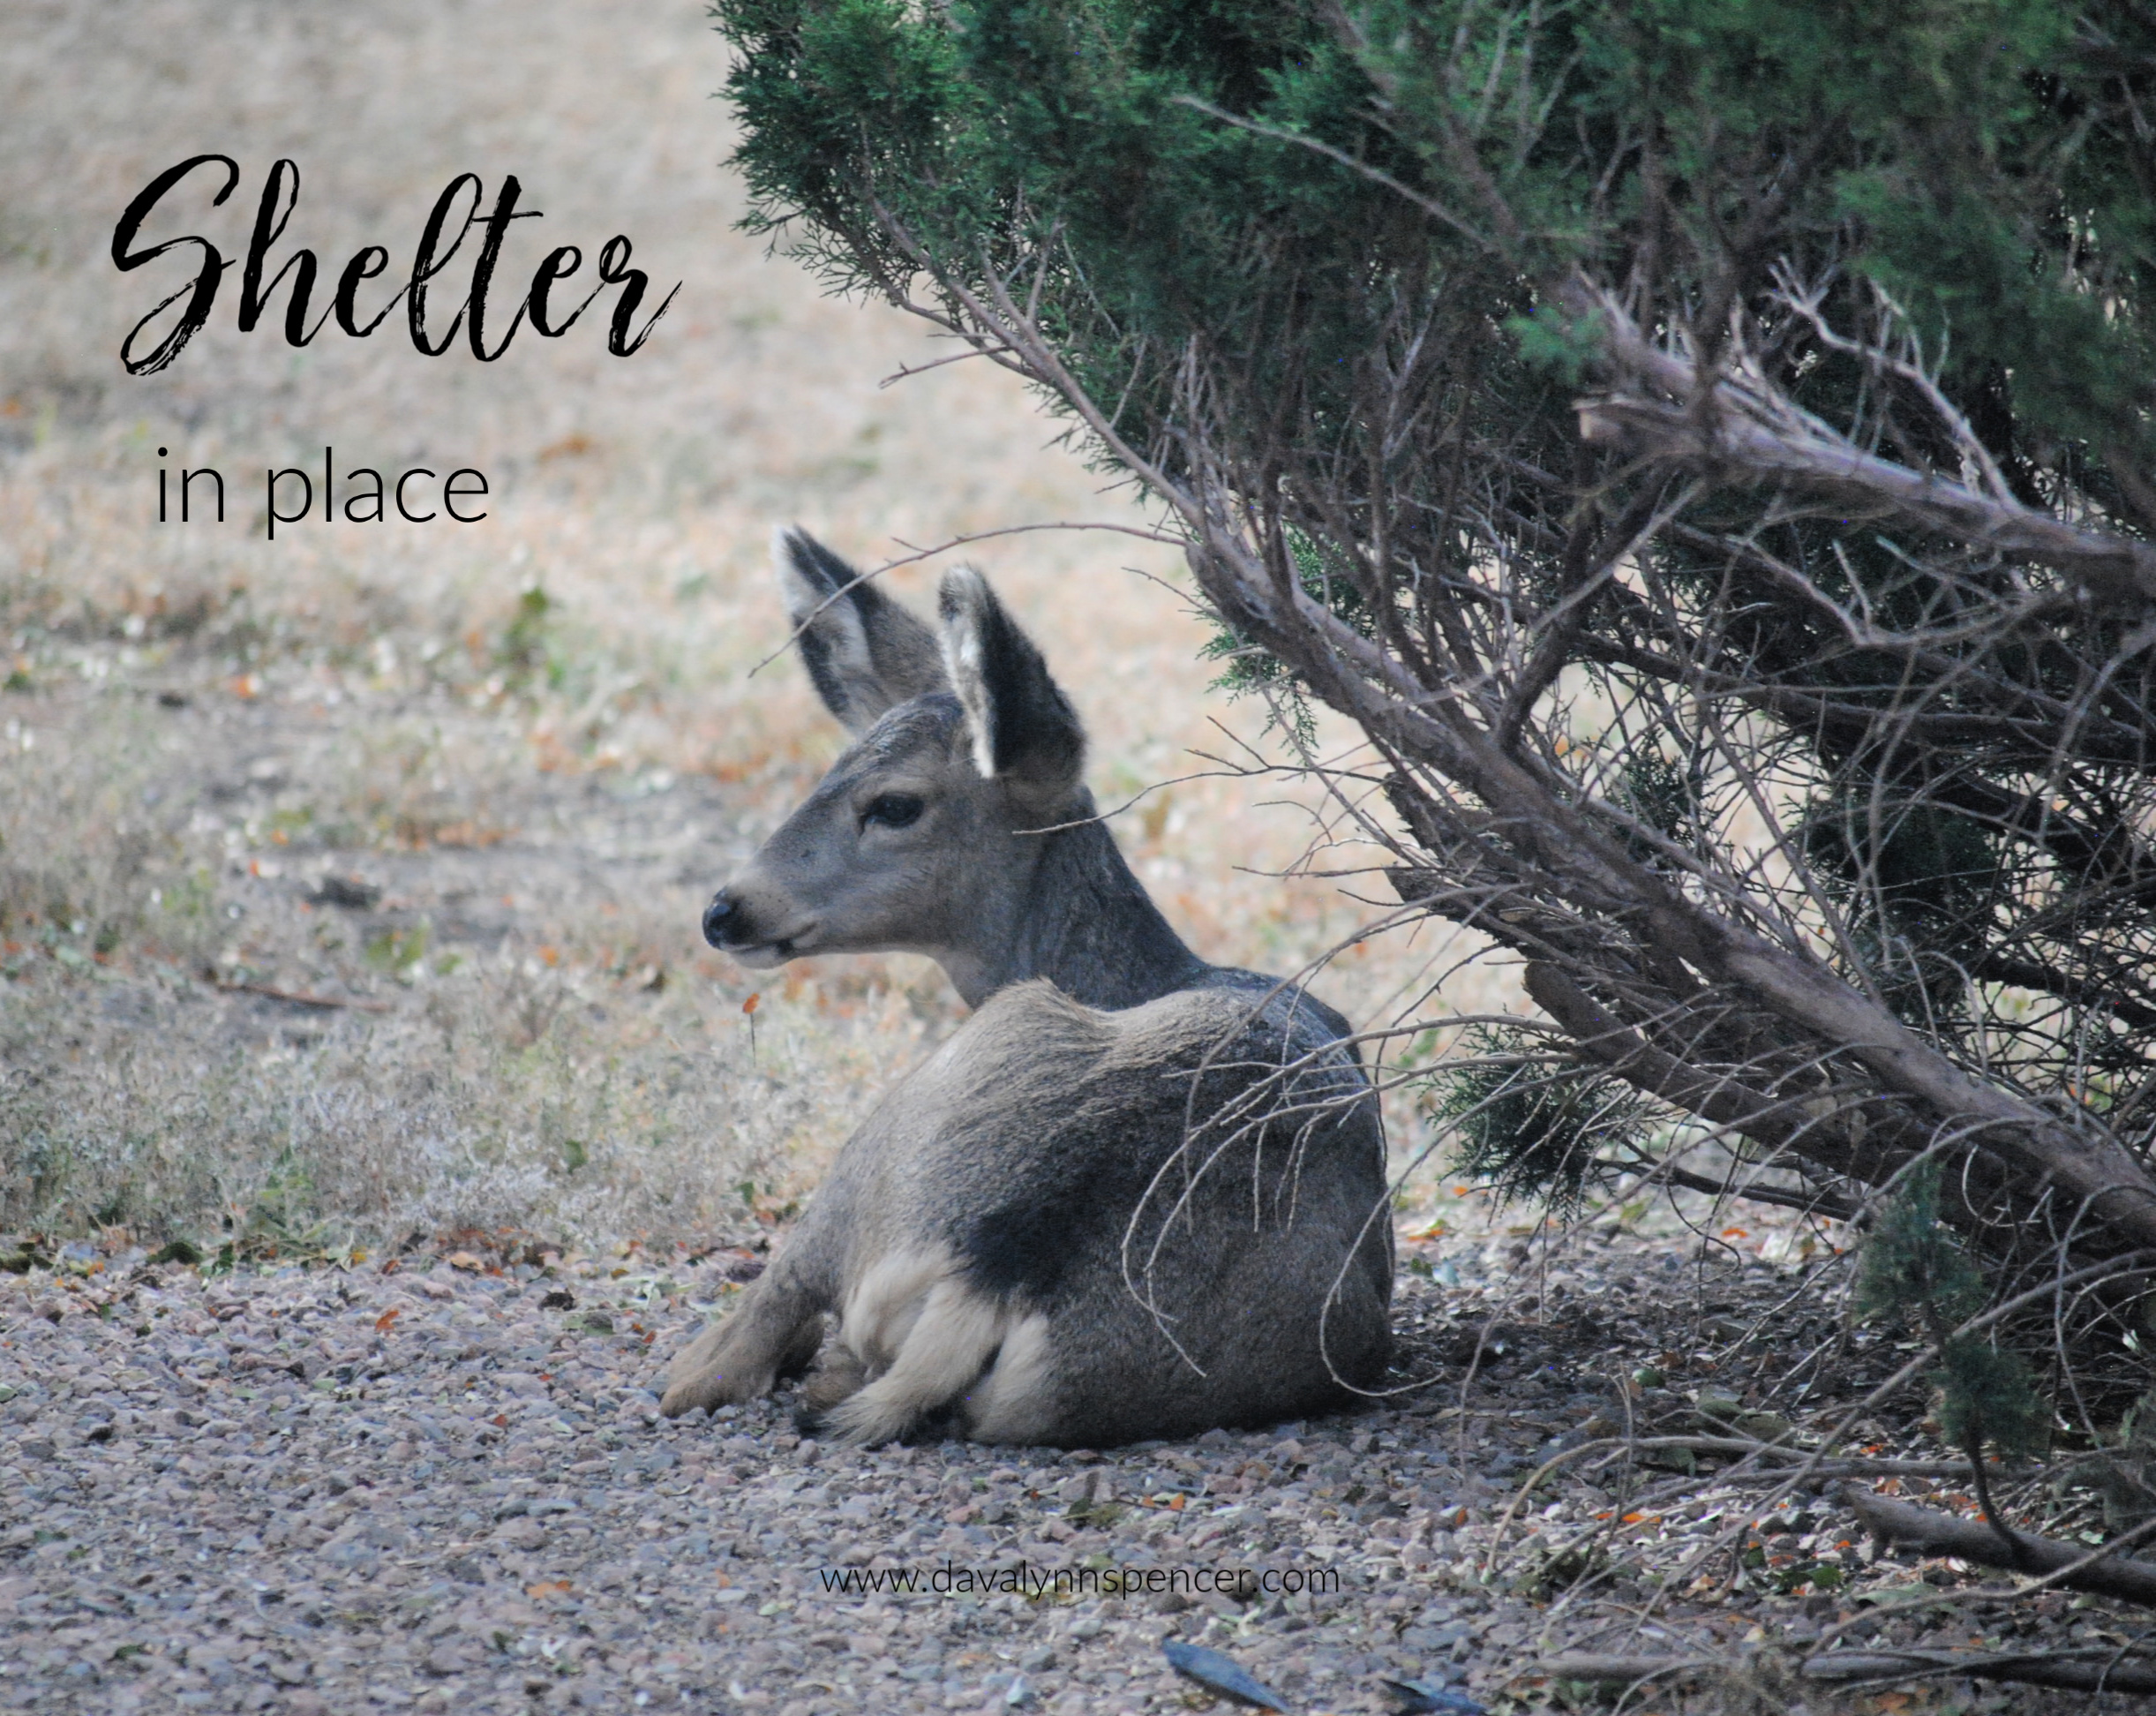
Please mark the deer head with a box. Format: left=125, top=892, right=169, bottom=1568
left=702, top=530, right=1093, bottom=1005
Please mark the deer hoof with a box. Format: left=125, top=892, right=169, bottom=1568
left=658, top=1365, right=762, bottom=1419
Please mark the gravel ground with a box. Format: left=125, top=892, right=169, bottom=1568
left=0, top=1234, right=2130, bottom=1715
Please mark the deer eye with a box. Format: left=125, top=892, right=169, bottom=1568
left=861, top=793, right=925, bottom=830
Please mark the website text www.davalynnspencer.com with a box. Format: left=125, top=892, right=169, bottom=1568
left=816, top=1558, right=1341, bottom=1599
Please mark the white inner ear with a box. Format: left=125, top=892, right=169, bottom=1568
left=939, top=583, right=997, bottom=779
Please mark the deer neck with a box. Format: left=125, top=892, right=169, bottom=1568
left=943, top=803, right=1207, bottom=1012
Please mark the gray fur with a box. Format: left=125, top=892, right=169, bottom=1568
left=773, top=527, right=943, bottom=734
left=665, top=534, right=1393, bottom=1445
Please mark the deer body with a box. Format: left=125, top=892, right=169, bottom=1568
left=659, top=532, right=1392, bottom=1444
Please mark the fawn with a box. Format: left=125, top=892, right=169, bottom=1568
left=659, top=531, right=1392, bottom=1445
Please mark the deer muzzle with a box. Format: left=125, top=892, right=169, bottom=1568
left=703, top=888, right=813, bottom=966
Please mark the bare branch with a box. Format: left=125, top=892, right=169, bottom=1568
left=1572, top=282, right=2156, bottom=607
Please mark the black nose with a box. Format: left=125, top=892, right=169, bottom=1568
left=702, top=891, right=740, bottom=948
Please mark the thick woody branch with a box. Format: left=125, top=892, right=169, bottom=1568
left=1569, top=284, right=2156, bottom=608
left=857, top=202, right=2156, bottom=1260
left=1846, top=1487, right=2156, bottom=1607
left=1801, top=1651, right=2156, bottom=1695
left=1524, top=962, right=1842, bottom=1158
left=1190, top=523, right=2156, bottom=1253
left=1537, top=1648, right=2156, bottom=1697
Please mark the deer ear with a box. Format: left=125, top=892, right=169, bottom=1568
left=937, top=568, right=1086, bottom=805
left=774, top=528, right=945, bottom=734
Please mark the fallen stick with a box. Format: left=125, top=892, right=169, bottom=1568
left=1617, top=1435, right=1973, bottom=1477
left=1845, top=1487, right=2156, bottom=1607
left=1540, top=1647, right=2156, bottom=1697
left=218, top=981, right=391, bottom=1013
left=1802, top=1647, right=2156, bottom=1694
left=1533, top=1656, right=1715, bottom=1684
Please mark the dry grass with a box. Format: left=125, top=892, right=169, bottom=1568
left=0, top=0, right=1509, bottom=1254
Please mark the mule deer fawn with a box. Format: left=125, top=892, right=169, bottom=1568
left=659, top=531, right=1393, bottom=1445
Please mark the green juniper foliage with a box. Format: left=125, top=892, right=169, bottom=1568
left=1612, top=749, right=1702, bottom=868
left=715, top=0, right=2156, bottom=1090
left=1429, top=1026, right=1651, bottom=1216
left=720, top=0, right=2152, bottom=485
left=1858, top=1163, right=2049, bottom=1458
left=1798, top=788, right=2009, bottom=1028
left=715, top=0, right=2156, bottom=1406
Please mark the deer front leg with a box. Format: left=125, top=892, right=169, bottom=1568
left=658, top=1265, right=826, bottom=1418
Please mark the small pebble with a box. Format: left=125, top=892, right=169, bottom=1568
left=0, top=1231, right=2075, bottom=1715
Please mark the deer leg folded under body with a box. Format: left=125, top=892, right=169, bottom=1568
left=658, top=1266, right=825, bottom=1418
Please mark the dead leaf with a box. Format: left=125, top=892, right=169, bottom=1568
left=374, top=1306, right=402, bottom=1334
